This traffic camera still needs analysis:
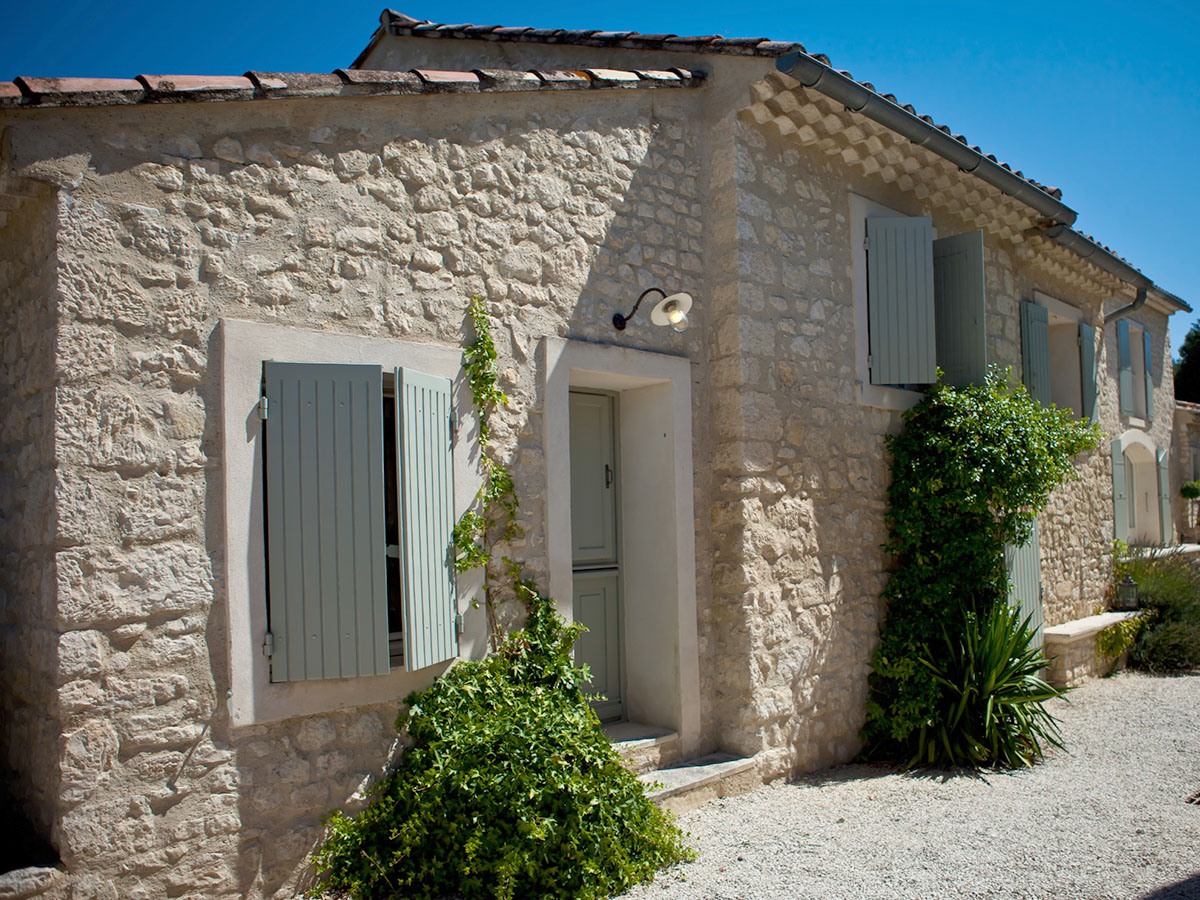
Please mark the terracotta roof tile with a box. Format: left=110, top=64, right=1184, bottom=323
left=137, top=74, right=255, bottom=99
left=14, top=76, right=144, bottom=106
left=365, top=12, right=1078, bottom=211
left=0, top=81, right=22, bottom=107
left=413, top=69, right=481, bottom=89
left=0, top=63, right=703, bottom=111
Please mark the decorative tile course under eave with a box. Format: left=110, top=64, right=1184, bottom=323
left=0, top=66, right=705, bottom=109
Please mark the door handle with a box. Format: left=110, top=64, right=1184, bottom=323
left=605, top=464, right=613, bottom=488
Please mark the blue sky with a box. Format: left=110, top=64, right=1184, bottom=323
left=3, top=0, right=1197, bottom=354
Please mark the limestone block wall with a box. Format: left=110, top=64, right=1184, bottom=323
left=0, top=184, right=61, bottom=842
left=0, top=85, right=707, bottom=898
left=719, top=90, right=1155, bottom=774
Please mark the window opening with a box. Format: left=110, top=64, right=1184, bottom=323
left=382, top=377, right=404, bottom=664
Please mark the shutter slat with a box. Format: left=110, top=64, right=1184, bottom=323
left=1020, top=300, right=1052, bottom=405
left=866, top=217, right=936, bottom=385
left=264, top=362, right=387, bottom=682
left=399, top=368, right=457, bottom=672
left=1144, top=330, right=1155, bottom=425
left=1117, top=319, right=1133, bottom=415
left=1158, top=448, right=1172, bottom=545
left=1112, top=439, right=1129, bottom=543
left=1080, top=322, right=1097, bottom=423
left=933, top=230, right=987, bottom=388
left=317, top=377, right=340, bottom=674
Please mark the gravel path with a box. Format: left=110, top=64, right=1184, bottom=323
left=625, top=672, right=1200, bottom=900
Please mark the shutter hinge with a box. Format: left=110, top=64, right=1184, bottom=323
left=863, top=234, right=869, bottom=250
left=262, top=632, right=275, bottom=657
left=454, top=613, right=464, bottom=641
left=867, top=353, right=873, bottom=369
left=449, top=408, right=459, bottom=440
left=258, top=396, right=269, bottom=420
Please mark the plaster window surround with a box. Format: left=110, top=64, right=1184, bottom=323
left=850, top=193, right=928, bottom=411
left=1034, top=289, right=1096, bottom=421
left=218, top=318, right=486, bottom=727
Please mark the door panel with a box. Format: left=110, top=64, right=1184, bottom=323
left=572, top=571, right=623, bottom=721
left=1006, top=519, right=1044, bottom=652
left=569, top=393, right=617, bottom=565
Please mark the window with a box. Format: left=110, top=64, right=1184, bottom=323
left=1117, top=319, right=1153, bottom=423
left=220, top=319, right=477, bottom=726
left=1021, top=292, right=1097, bottom=420
left=851, top=195, right=986, bottom=408
left=261, top=362, right=457, bottom=683
left=1112, top=432, right=1172, bottom=544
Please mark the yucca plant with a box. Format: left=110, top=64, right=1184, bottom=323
left=911, top=602, right=1066, bottom=769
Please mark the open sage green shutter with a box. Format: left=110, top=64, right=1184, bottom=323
left=1112, top=439, right=1129, bottom=543
left=1117, top=319, right=1134, bottom=415
left=1006, top=518, right=1044, bottom=651
left=932, top=230, right=987, bottom=388
left=1144, top=331, right=1155, bottom=424
left=1158, top=448, right=1172, bottom=545
left=397, top=368, right=457, bottom=671
left=866, top=216, right=936, bottom=385
left=1080, top=322, right=1098, bottom=423
left=1020, top=300, right=1051, bottom=406
left=263, top=362, right=388, bottom=682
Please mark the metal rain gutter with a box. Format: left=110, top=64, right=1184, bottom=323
left=1041, top=223, right=1190, bottom=316
left=775, top=51, right=1191, bottom=315
left=775, top=52, right=1078, bottom=227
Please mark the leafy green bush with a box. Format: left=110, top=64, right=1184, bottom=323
left=1096, top=615, right=1146, bottom=661
left=912, top=603, right=1065, bottom=768
left=862, top=371, right=1100, bottom=764
left=1180, top=480, right=1200, bottom=501
left=312, top=582, right=693, bottom=900
left=1121, top=549, right=1200, bottom=673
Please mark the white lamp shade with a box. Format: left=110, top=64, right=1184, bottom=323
left=649, top=292, right=693, bottom=328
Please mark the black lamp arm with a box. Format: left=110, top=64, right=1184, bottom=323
left=612, top=287, right=667, bottom=330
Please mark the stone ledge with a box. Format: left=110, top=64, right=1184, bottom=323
left=639, top=753, right=758, bottom=814
left=1044, top=610, right=1142, bottom=645
left=1044, top=611, right=1144, bottom=689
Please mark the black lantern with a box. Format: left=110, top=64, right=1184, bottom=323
left=1114, top=573, right=1139, bottom=611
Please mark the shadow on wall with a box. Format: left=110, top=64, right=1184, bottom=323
left=179, top=102, right=701, bottom=896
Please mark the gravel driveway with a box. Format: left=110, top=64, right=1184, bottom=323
left=625, top=672, right=1200, bottom=900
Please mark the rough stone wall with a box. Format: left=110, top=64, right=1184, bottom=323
left=717, top=92, right=1168, bottom=774
left=1, top=85, right=705, bottom=898
left=0, top=183, right=61, bottom=844
left=1172, top=409, right=1200, bottom=540
left=709, top=117, right=890, bottom=778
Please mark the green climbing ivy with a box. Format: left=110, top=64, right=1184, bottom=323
left=452, top=296, right=522, bottom=639
left=862, top=370, right=1101, bottom=766
left=313, top=298, right=694, bottom=900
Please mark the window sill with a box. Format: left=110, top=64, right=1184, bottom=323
left=1124, top=415, right=1148, bottom=430
left=857, top=381, right=924, bottom=412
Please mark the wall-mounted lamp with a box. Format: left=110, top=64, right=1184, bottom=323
left=612, top=287, right=693, bottom=333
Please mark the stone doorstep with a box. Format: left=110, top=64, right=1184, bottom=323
left=639, top=753, right=759, bottom=815
left=1043, top=610, right=1143, bottom=646
left=604, top=722, right=681, bottom=775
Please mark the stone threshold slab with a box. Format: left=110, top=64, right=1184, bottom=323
left=603, top=721, right=677, bottom=749
left=639, top=752, right=755, bottom=801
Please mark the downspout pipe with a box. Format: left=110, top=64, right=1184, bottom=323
left=1104, top=287, right=1147, bottom=325
left=775, top=52, right=1078, bottom=227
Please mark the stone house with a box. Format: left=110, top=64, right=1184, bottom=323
left=0, top=9, right=1189, bottom=898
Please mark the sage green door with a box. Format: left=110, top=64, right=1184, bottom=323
left=569, top=391, right=623, bottom=721
left=1006, top=518, right=1044, bottom=651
